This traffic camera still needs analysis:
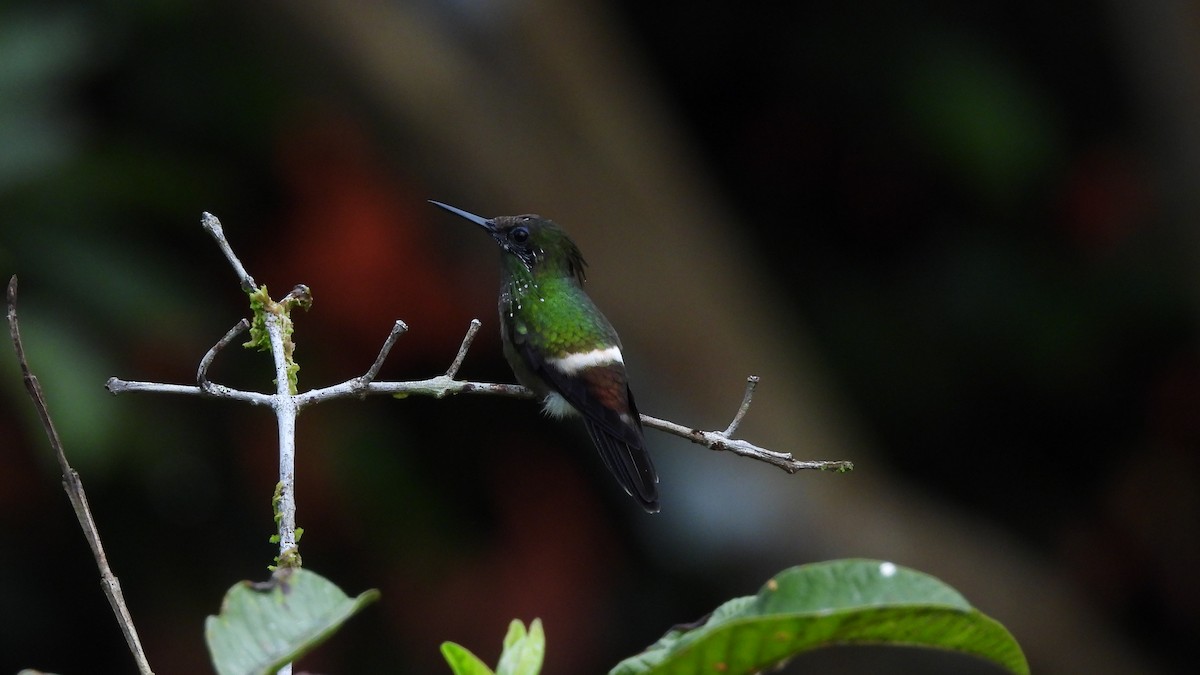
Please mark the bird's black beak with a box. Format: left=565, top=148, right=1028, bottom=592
left=429, top=200, right=496, bottom=233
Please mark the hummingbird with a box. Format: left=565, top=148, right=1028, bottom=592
left=430, top=200, right=660, bottom=513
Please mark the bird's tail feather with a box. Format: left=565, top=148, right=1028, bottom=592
left=583, top=419, right=659, bottom=513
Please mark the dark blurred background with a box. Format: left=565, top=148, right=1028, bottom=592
left=2, top=1, right=1196, bottom=673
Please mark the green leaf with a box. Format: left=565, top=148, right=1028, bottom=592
left=609, top=559, right=1028, bottom=675
left=497, top=619, right=545, bottom=675
left=443, top=619, right=544, bottom=675
left=205, top=568, right=379, bottom=675
left=441, top=642, right=496, bottom=675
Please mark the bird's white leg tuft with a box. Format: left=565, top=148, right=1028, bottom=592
left=541, top=391, right=577, bottom=418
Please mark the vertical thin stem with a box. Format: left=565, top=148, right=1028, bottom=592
left=266, top=313, right=299, bottom=559
left=265, top=312, right=298, bottom=675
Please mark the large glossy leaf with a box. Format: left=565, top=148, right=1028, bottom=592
left=610, top=559, right=1028, bottom=675
left=205, top=568, right=379, bottom=675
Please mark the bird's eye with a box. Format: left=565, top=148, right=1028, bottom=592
left=510, top=226, right=530, bottom=244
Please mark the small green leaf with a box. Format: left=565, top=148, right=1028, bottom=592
left=443, top=619, right=544, bottom=675
left=441, top=642, right=496, bottom=675
left=205, top=568, right=379, bottom=675
left=497, top=619, right=544, bottom=675
left=609, top=559, right=1028, bottom=675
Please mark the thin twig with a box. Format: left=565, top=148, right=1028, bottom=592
left=106, top=377, right=275, bottom=404
left=7, top=276, right=155, bottom=675
left=361, top=320, right=408, bottom=386
left=201, top=212, right=257, bottom=292
left=108, top=379, right=204, bottom=396
left=722, top=375, right=759, bottom=437
left=296, top=375, right=530, bottom=407
left=641, top=412, right=852, bottom=474
left=445, top=319, right=482, bottom=378
left=198, top=319, right=250, bottom=394
left=265, top=312, right=300, bottom=562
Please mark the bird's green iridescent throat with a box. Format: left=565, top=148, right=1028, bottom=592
left=500, top=257, right=619, bottom=357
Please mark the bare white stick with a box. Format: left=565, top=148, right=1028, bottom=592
left=107, top=379, right=225, bottom=397
left=266, top=312, right=300, bottom=560
left=108, top=279, right=849, bottom=473
left=201, top=212, right=257, bottom=292
left=640, top=413, right=851, bottom=474
left=722, top=375, right=759, bottom=437
left=9, top=276, right=155, bottom=675
left=361, top=320, right=408, bottom=386
left=198, top=319, right=250, bottom=394
left=106, top=375, right=529, bottom=403
left=445, top=319, right=482, bottom=378
left=109, top=368, right=848, bottom=474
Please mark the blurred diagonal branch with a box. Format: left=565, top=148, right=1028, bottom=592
left=7, top=276, right=155, bottom=675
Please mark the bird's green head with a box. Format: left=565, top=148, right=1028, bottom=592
left=430, top=201, right=587, bottom=284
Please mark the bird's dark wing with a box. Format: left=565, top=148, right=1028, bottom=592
left=519, top=343, right=660, bottom=512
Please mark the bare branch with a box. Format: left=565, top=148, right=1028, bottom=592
left=108, top=378, right=203, bottom=396
left=361, top=320, right=408, bottom=386
left=198, top=319, right=250, bottom=394
left=107, top=367, right=533, bottom=405
left=201, top=212, right=257, bottom=292
left=445, top=319, right=482, bottom=378
left=641, top=412, right=852, bottom=474
left=8, top=276, right=155, bottom=675
left=109, top=325, right=849, bottom=474
left=366, top=376, right=531, bottom=400
left=105, top=378, right=275, bottom=405
left=723, top=375, right=759, bottom=437
left=294, top=374, right=531, bottom=408
left=109, top=318, right=849, bottom=475
left=265, top=312, right=300, bottom=561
